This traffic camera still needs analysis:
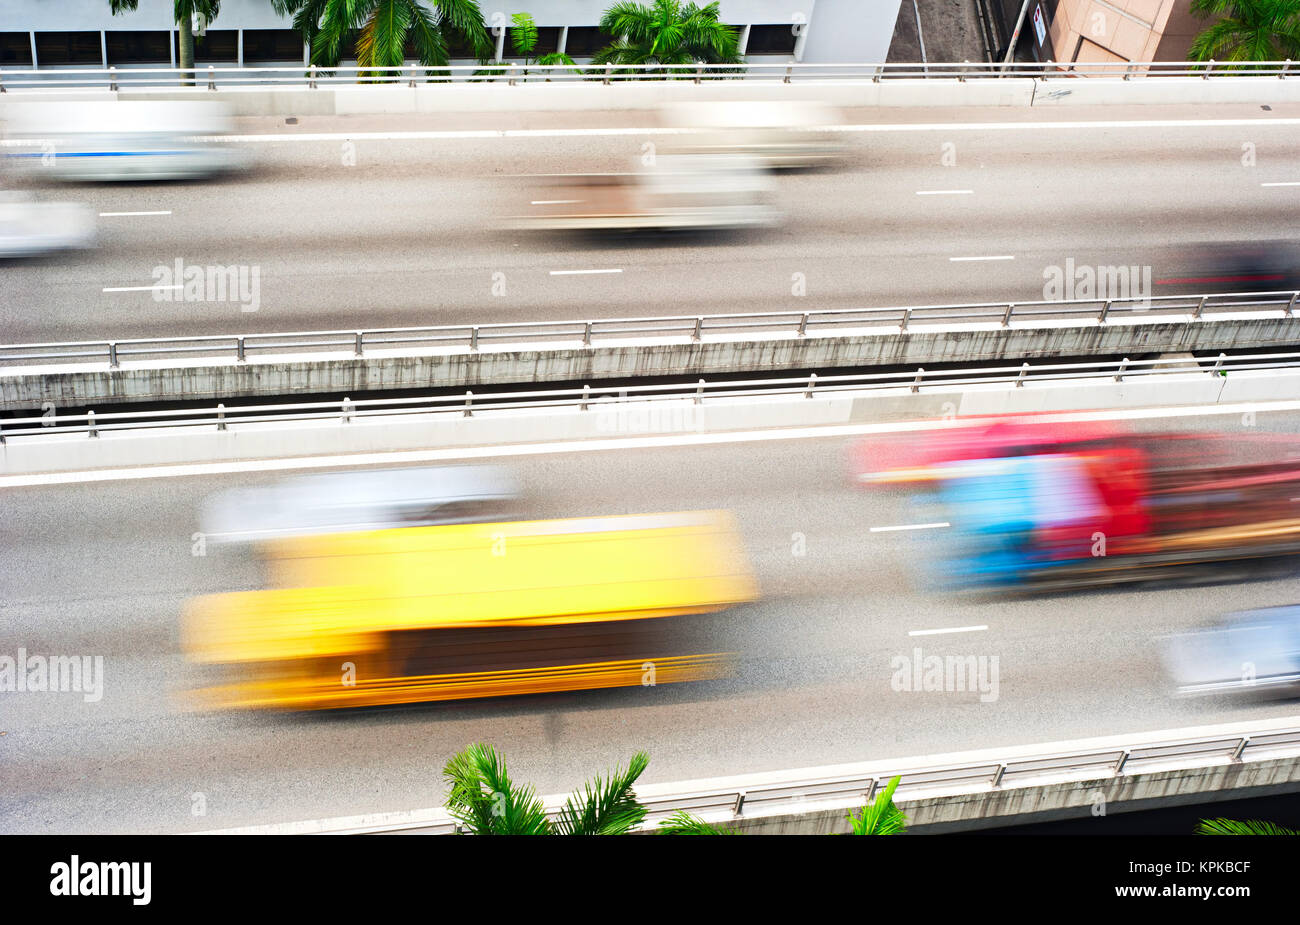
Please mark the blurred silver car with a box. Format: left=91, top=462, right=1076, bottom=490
left=3, top=100, right=244, bottom=181
left=1161, top=605, right=1300, bottom=697
left=0, top=191, right=95, bottom=258
left=200, top=465, right=522, bottom=544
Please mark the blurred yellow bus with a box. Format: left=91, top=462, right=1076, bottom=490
left=182, top=510, right=757, bottom=709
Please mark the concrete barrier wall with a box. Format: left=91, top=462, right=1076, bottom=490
left=5, top=75, right=1300, bottom=116
left=5, top=314, right=1297, bottom=411
left=5, top=366, right=1297, bottom=476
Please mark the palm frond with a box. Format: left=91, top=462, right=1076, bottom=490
left=554, top=751, right=650, bottom=835
left=510, top=12, right=539, bottom=58
left=442, top=743, right=551, bottom=835
left=1197, top=817, right=1300, bottom=835
left=434, top=0, right=494, bottom=59
left=847, top=775, right=907, bottom=835
left=408, top=0, right=450, bottom=69
left=657, top=810, right=741, bottom=835
left=356, top=0, right=411, bottom=70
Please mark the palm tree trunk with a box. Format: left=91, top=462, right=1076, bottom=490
left=179, top=21, right=195, bottom=86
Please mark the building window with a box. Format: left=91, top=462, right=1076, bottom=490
left=563, top=26, right=613, bottom=57
left=745, top=24, right=798, bottom=55
left=35, top=32, right=102, bottom=65
left=182, top=30, right=238, bottom=62
left=526, top=26, right=562, bottom=56
left=243, top=29, right=303, bottom=62
left=0, top=33, right=33, bottom=66
left=106, top=31, right=171, bottom=64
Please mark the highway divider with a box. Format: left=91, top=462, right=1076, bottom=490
left=3, top=293, right=1298, bottom=411
left=4, top=351, right=1299, bottom=476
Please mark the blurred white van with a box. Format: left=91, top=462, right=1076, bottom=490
left=657, top=100, right=846, bottom=169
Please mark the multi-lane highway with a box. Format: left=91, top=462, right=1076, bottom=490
left=4, top=407, right=1300, bottom=833
left=4, top=102, right=1300, bottom=343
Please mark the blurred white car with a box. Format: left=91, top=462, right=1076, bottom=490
left=0, top=191, right=95, bottom=258
left=1161, top=604, right=1300, bottom=697
left=3, top=100, right=245, bottom=181
left=200, top=465, right=522, bottom=544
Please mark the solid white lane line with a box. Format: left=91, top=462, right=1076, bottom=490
left=102, top=284, right=181, bottom=293
left=949, top=255, right=1014, bottom=262
left=531, top=199, right=582, bottom=205
left=1261, top=181, right=1300, bottom=187
left=869, top=522, right=951, bottom=533
left=98, top=210, right=172, bottom=217
left=908, top=625, right=989, bottom=637
left=10, top=398, right=1300, bottom=488
left=549, top=269, right=623, bottom=276
left=916, top=189, right=973, bottom=195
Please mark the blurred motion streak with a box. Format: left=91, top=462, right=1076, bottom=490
left=854, top=418, right=1300, bottom=593
left=182, top=509, right=757, bottom=710
left=656, top=100, right=848, bottom=169
left=0, top=191, right=95, bottom=258
left=507, top=154, right=779, bottom=233
left=1162, top=604, right=1300, bottom=698
left=3, top=101, right=245, bottom=182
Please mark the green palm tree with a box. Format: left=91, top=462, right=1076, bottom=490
left=1188, top=0, right=1300, bottom=68
left=847, top=775, right=907, bottom=835
left=443, top=743, right=650, bottom=835
left=110, top=0, right=220, bottom=84
left=274, top=0, right=492, bottom=72
left=1197, top=817, right=1300, bottom=834
left=474, top=13, right=576, bottom=79
left=592, top=0, right=741, bottom=78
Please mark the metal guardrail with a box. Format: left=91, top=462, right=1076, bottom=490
left=2, top=291, right=1296, bottom=370
left=0, top=60, right=1296, bottom=91
left=3, top=348, right=1296, bottom=441
left=199, top=719, right=1300, bottom=833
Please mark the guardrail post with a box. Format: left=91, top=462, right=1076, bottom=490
left=1193, top=295, right=1207, bottom=319
left=691, top=317, right=702, bottom=341
left=216, top=403, right=227, bottom=431
left=1283, top=59, right=1293, bottom=79
left=108, top=342, right=119, bottom=368
left=784, top=64, right=792, bottom=84
left=1098, top=299, right=1112, bottom=324
left=0, top=70, right=6, bottom=93
left=341, top=396, right=353, bottom=423
left=236, top=336, right=246, bottom=361
left=1204, top=59, right=1214, bottom=79
left=508, top=63, right=517, bottom=86
left=911, top=367, right=924, bottom=393
left=1287, top=292, right=1299, bottom=316
left=87, top=410, right=98, bottom=438
left=408, top=66, right=417, bottom=88
left=900, top=305, right=912, bottom=331
left=603, top=63, right=612, bottom=85
left=1211, top=352, right=1226, bottom=375
left=582, top=321, right=592, bottom=346
left=354, top=332, right=363, bottom=356
left=463, top=391, right=473, bottom=417
left=1114, top=357, right=1128, bottom=382
left=805, top=372, right=817, bottom=398
left=694, top=64, right=702, bottom=84
left=1001, top=302, right=1014, bottom=327
left=1114, top=750, right=1130, bottom=774
left=864, top=778, right=878, bottom=802
left=109, top=66, right=118, bottom=91
left=309, top=64, right=317, bottom=89
left=470, top=326, right=480, bottom=351
left=797, top=312, right=809, bottom=336
left=580, top=384, right=590, bottom=411
left=990, top=764, right=1007, bottom=787
left=733, top=791, right=746, bottom=815
left=1016, top=362, right=1029, bottom=387
left=1230, top=737, right=1250, bottom=761
left=207, top=65, right=216, bottom=90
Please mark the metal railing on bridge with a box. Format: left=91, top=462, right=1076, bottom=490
left=2, top=348, right=1295, bottom=442
left=1, top=290, right=1295, bottom=371
left=195, top=718, right=1300, bottom=834
left=2, top=59, right=1298, bottom=92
